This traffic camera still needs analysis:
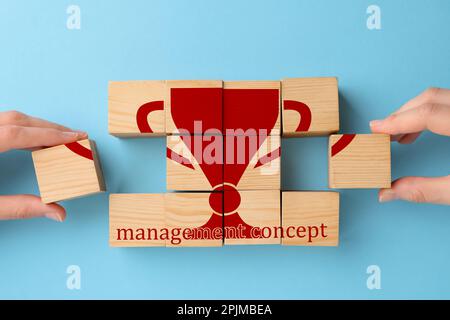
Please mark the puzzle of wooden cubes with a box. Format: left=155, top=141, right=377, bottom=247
left=30, top=76, right=391, bottom=248
left=108, top=78, right=336, bottom=248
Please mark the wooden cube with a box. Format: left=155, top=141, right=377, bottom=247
left=223, top=81, right=280, bottom=136
left=32, top=139, right=105, bottom=203
left=108, top=80, right=166, bottom=136
left=223, top=135, right=280, bottom=190
left=166, top=135, right=223, bottom=191
left=224, top=189, right=280, bottom=245
left=109, top=194, right=165, bottom=247
left=165, top=80, right=223, bottom=135
left=165, top=192, right=223, bottom=247
left=281, top=191, right=339, bottom=246
left=282, top=77, right=339, bottom=136
left=329, top=134, right=391, bottom=189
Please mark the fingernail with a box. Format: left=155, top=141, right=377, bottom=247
left=379, top=189, right=397, bottom=203
left=74, top=130, right=88, bottom=137
left=45, top=212, right=63, bottom=222
left=370, top=120, right=383, bottom=128
left=62, top=131, right=87, bottom=138
left=62, top=131, right=78, bottom=137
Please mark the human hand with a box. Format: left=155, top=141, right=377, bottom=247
left=0, top=111, right=87, bottom=221
left=370, top=88, right=450, bottom=205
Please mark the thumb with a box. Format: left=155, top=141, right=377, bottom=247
left=0, top=195, right=66, bottom=221
left=379, top=176, right=450, bottom=205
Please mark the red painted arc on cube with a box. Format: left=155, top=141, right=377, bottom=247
left=65, top=142, right=93, bottom=160
left=283, top=100, right=312, bottom=132
left=136, top=100, right=164, bottom=133
left=331, top=134, right=356, bottom=157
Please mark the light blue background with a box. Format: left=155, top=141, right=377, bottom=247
left=0, top=0, right=449, bottom=299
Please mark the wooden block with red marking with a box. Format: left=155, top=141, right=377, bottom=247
left=224, top=189, right=280, bottom=245
left=166, top=135, right=223, bottom=191
left=165, top=80, right=223, bottom=135
left=108, top=80, right=166, bottom=136
left=329, top=134, right=391, bottom=189
left=165, top=192, right=223, bottom=247
left=282, top=77, right=339, bottom=136
left=32, top=139, right=105, bottom=203
left=223, top=81, right=280, bottom=136
left=281, top=191, right=339, bottom=246
left=223, top=135, right=280, bottom=190
left=109, top=194, right=165, bottom=247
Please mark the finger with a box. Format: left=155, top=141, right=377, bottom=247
left=390, top=134, right=405, bottom=142
left=398, top=132, right=421, bottom=144
left=370, top=103, right=450, bottom=136
left=0, top=195, right=66, bottom=221
left=390, top=133, right=421, bottom=144
left=0, top=111, right=73, bottom=131
left=393, top=88, right=450, bottom=115
left=0, top=125, right=88, bottom=152
left=379, top=175, right=450, bottom=205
